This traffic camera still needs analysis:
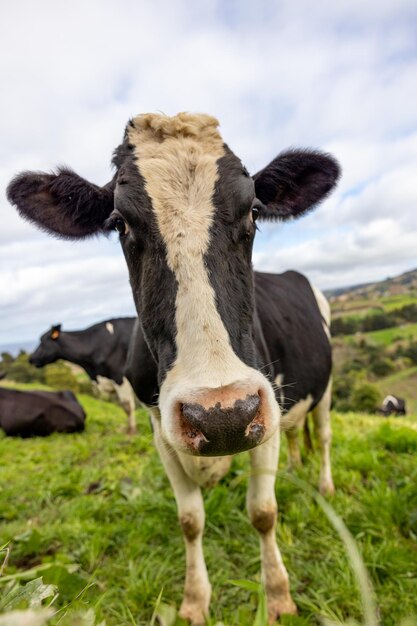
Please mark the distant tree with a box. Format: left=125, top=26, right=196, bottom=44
left=368, top=356, right=395, bottom=377
left=404, top=341, right=417, bottom=365
left=400, top=304, right=417, bottom=322
left=361, top=311, right=392, bottom=332
left=350, top=382, right=381, bottom=413
left=331, top=317, right=359, bottom=336
left=44, top=361, right=79, bottom=392
left=0, top=352, right=13, bottom=366
left=3, top=352, right=45, bottom=383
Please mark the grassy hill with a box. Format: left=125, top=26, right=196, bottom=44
left=326, top=268, right=417, bottom=416
left=325, top=267, right=417, bottom=301
left=327, top=268, right=417, bottom=322
left=1, top=384, right=417, bottom=625
left=348, top=323, right=417, bottom=347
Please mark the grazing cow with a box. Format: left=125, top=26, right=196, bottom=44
left=29, top=319, right=138, bottom=433
left=380, top=394, right=407, bottom=417
left=7, top=113, right=340, bottom=623
left=0, top=387, right=85, bottom=437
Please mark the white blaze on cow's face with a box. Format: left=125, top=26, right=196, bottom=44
left=124, top=113, right=280, bottom=456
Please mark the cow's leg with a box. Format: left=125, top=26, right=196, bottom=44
left=247, top=430, right=297, bottom=622
left=312, top=378, right=334, bottom=495
left=113, top=377, right=137, bottom=435
left=152, top=414, right=210, bottom=625
left=282, top=398, right=312, bottom=469
left=303, top=416, right=314, bottom=453
left=285, top=426, right=302, bottom=468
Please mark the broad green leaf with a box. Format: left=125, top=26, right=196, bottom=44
left=0, top=577, right=57, bottom=611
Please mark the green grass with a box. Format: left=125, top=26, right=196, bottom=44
left=331, top=294, right=417, bottom=320
left=344, top=323, right=417, bottom=346
left=331, top=299, right=381, bottom=319
left=380, top=294, right=417, bottom=312
left=1, top=386, right=417, bottom=625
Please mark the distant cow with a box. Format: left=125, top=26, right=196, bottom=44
left=0, top=387, right=85, bottom=437
left=380, top=395, right=407, bottom=417
left=8, top=112, right=339, bottom=622
left=29, top=319, right=137, bottom=433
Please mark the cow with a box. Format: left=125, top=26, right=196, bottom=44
left=0, top=387, right=85, bottom=437
left=29, top=319, right=138, bottom=434
left=380, top=394, right=407, bottom=417
left=7, top=112, right=340, bottom=624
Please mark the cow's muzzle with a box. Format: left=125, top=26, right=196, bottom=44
left=179, top=389, right=265, bottom=455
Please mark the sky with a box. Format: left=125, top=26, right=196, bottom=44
left=1, top=0, right=417, bottom=346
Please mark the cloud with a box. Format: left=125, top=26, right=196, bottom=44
left=1, top=0, right=417, bottom=343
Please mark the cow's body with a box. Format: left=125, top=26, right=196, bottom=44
left=126, top=269, right=333, bottom=489
left=380, top=394, right=406, bottom=417
left=0, top=387, right=85, bottom=437
left=8, top=112, right=340, bottom=623
left=30, top=318, right=138, bottom=433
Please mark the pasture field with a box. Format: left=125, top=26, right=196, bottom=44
left=344, top=323, right=417, bottom=347
left=1, top=385, right=417, bottom=625
left=377, top=367, right=417, bottom=414
left=331, top=294, right=417, bottom=320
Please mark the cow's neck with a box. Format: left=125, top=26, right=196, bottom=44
left=58, top=331, right=97, bottom=369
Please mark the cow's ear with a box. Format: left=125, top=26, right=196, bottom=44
left=253, top=149, right=340, bottom=221
left=50, top=324, right=61, bottom=340
left=7, top=168, right=115, bottom=239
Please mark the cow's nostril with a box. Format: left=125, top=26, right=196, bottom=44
left=181, top=402, right=207, bottom=431
left=234, top=393, right=261, bottom=426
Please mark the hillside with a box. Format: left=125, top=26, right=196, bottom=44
left=328, top=267, right=417, bottom=416
left=325, top=267, right=417, bottom=300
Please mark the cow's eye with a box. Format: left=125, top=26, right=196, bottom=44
left=252, top=206, right=259, bottom=222
left=114, top=218, right=128, bottom=235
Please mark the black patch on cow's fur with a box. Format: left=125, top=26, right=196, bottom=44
left=206, top=149, right=259, bottom=369
left=124, top=319, right=159, bottom=406
left=7, top=168, right=115, bottom=239
left=253, top=149, right=340, bottom=221
left=254, top=270, right=332, bottom=411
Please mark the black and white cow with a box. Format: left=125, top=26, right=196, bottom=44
left=0, top=387, right=85, bottom=437
left=380, top=394, right=407, bottom=417
left=29, top=319, right=137, bottom=433
left=8, top=113, right=340, bottom=624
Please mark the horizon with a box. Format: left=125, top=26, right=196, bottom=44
left=2, top=264, right=416, bottom=352
left=1, top=1, right=417, bottom=343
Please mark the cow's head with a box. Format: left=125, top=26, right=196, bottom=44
left=29, top=325, right=62, bottom=367
left=8, top=113, right=340, bottom=455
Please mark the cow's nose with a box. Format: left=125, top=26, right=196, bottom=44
left=28, top=355, right=34, bottom=365
left=180, top=393, right=264, bottom=456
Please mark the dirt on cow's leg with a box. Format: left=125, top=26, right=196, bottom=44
left=247, top=430, right=297, bottom=622
left=152, top=413, right=211, bottom=625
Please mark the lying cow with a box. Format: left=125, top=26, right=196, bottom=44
left=8, top=112, right=340, bottom=623
left=0, top=387, right=85, bottom=437
left=29, top=319, right=138, bottom=433
left=380, top=394, right=407, bottom=417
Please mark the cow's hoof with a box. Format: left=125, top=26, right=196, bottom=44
left=126, top=426, right=137, bottom=436
left=268, top=596, right=297, bottom=623
left=179, top=602, right=207, bottom=625
left=319, top=478, right=335, bottom=496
